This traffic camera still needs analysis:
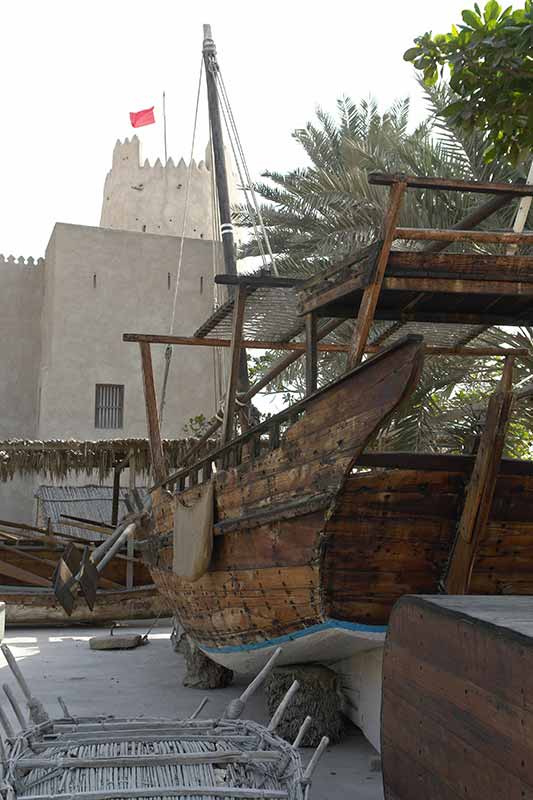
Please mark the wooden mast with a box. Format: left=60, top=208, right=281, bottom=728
left=203, top=24, right=250, bottom=441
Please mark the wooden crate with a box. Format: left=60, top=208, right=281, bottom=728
left=382, top=595, right=533, bottom=800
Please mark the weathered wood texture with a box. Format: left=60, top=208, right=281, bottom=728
left=348, top=182, right=406, bottom=367
left=0, top=585, right=167, bottom=625
left=139, top=342, right=166, bottom=484
left=299, top=248, right=533, bottom=325
left=221, top=286, right=248, bottom=444
left=323, top=467, right=533, bottom=625
left=0, top=542, right=166, bottom=624
left=382, top=595, right=533, bottom=800
left=368, top=171, right=533, bottom=196
left=444, top=371, right=514, bottom=594
left=149, top=337, right=424, bottom=649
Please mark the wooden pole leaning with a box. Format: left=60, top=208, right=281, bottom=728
left=111, top=467, right=121, bottom=527
left=139, top=342, right=167, bottom=485
left=221, top=286, right=248, bottom=445
left=444, top=354, right=515, bottom=594
left=127, top=449, right=136, bottom=589
left=347, top=180, right=407, bottom=368
left=305, top=312, right=318, bottom=396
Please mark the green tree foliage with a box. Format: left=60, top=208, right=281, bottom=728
left=404, top=1, right=533, bottom=164
left=236, top=93, right=533, bottom=455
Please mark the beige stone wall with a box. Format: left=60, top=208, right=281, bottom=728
left=0, top=256, right=44, bottom=522
left=38, top=223, right=220, bottom=442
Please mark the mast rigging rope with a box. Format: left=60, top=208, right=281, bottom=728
left=159, top=56, right=204, bottom=427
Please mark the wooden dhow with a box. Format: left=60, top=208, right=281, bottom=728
left=119, top=166, right=533, bottom=749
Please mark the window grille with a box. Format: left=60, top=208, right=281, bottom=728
left=95, top=384, right=124, bottom=429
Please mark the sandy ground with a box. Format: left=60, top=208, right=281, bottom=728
left=0, top=621, right=384, bottom=800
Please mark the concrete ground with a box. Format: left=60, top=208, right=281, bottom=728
left=1, top=621, right=384, bottom=800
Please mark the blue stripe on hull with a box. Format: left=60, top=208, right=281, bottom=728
left=200, top=618, right=387, bottom=654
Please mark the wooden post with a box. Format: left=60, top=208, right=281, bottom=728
left=347, top=181, right=406, bottom=368
left=139, top=342, right=167, bottom=484
left=221, top=287, right=247, bottom=445
left=127, top=449, right=136, bottom=589
left=444, top=356, right=515, bottom=594
left=305, top=312, right=318, bottom=396
left=111, top=467, right=121, bottom=527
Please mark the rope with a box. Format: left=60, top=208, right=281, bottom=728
left=216, top=69, right=279, bottom=276
left=158, top=56, right=204, bottom=426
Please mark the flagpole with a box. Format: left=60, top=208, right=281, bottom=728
left=163, top=91, right=168, bottom=163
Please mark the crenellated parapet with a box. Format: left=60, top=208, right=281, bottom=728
left=100, top=135, right=218, bottom=239
left=0, top=255, right=44, bottom=268
left=100, top=135, right=240, bottom=241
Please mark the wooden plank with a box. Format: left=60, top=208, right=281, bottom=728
left=305, top=312, right=318, bottom=395
left=214, top=492, right=332, bottom=535
left=388, top=250, right=533, bottom=276
left=214, top=274, right=304, bottom=288
left=356, top=451, right=533, bottom=475
left=347, top=181, right=406, bottom=367
left=0, top=558, right=51, bottom=587
left=444, top=369, right=514, bottom=594
left=221, top=286, right=247, bottom=444
left=139, top=341, right=166, bottom=484
left=368, top=171, right=533, bottom=196
left=382, top=596, right=533, bottom=800
left=396, top=226, right=533, bottom=246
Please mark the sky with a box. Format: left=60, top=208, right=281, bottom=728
left=0, top=0, right=468, bottom=259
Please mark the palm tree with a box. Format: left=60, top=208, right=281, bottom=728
left=237, top=87, right=532, bottom=455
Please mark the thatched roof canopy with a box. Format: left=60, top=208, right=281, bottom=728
left=0, top=438, right=210, bottom=482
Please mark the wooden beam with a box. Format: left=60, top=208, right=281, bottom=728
left=0, top=559, right=51, bottom=588
left=368, top=172, right=533, bottom=197
left=396, top=227, right=533, bottom=246
left=111, top=467, right=121, bottom=527
left=356, top=451, right=533, bottom=476
left=305, top=312, right=318, bottom=395
left=123, top=334, right=528, bottom=358
left=444, top=358, right=515, bottom=594
left=347, top=181, right=406, bottom=367
left=214, top=274, right=304, bottom=288
left=221, top=286, right=247, bottom=444
left=59, top=514, right=116, bottom=533
left=139, top=342, right=167, bottom=484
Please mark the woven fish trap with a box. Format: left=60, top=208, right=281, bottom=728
left=0, top=645, right=327, bottom=799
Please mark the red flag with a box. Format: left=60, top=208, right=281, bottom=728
left=129, top=106, right=155, bottom=128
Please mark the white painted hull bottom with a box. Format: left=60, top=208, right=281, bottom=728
left=198, top=620, right=385, bottom=752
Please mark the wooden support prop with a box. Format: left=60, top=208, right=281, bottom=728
left=139, top=342, right=166, bottom=484
left=444, top=355, right=515, bottom=594
left=111, top=467, right=121, bottom=527
left=305, top=312, right=318, bottom=395
left=127, top=449, right=136, bottom=589
left=347, top=181, right=406, bottom=367
left=221, top=286, right=247, bottom=445
left=368, top=171, right=533, bottom=196
left=396, top=226, right=533, bottom=246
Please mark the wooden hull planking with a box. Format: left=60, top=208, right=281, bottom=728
left=149, top=338, right=424, bottom=664
left=0, top=585, right=168, bottom=626
left=382, top=595, right=533, bottom=799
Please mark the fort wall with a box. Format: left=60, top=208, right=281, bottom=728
left=100, top=136, right=216, bottom=239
